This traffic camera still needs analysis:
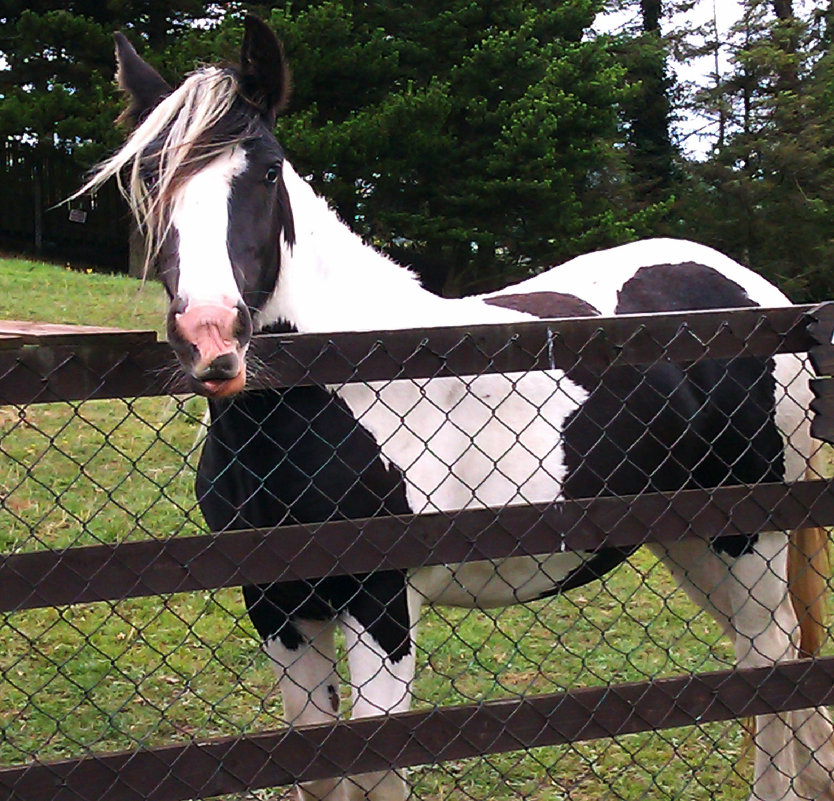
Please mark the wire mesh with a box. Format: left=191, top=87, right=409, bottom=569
left=0, top=306, right=832, bottom=801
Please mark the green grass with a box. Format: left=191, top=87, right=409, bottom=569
left=0, top=255, right=826, bottom=800
left=0, top=255, right=166, bottom=332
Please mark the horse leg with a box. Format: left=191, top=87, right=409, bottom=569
left=787, top=705, right=834, bottom=800
left=651, top=532, right=811, bottom=801
left=340, top=576, right=419, bottom=801
left=264, top=617, right=348, bottom=801
left=783, top=523, right=834, bottom=801
left=727, top=526, right=834, bottom=801
left=725, top=531, right=808, bottom=801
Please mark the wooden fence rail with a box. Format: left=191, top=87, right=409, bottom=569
left=5, top=659, right=834, bottom=801
left=0, top=304, right=819, bottom=404
left=3, top=479, right=834, bottom=612
left=2, top=303, right=834, bottom=801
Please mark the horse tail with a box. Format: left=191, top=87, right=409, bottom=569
left=788, top=445, right=830, bottom=658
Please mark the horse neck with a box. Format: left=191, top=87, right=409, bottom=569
left=262, top=164, right=452, bottom=333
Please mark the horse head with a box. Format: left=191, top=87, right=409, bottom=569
left=91, top=16, right=295, bottom=397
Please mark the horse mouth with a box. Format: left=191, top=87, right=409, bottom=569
left=191, top=367, right=247, bottom=398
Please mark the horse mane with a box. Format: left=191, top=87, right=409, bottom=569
left=74, top=66, right=253, bottom=276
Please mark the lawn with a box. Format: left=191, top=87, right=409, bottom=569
left=0, top=255, right=822, bottom=801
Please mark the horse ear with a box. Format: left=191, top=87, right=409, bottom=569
left=114, top=32, right=171, bottom=126
left=240, top=15, right=291, bottom=122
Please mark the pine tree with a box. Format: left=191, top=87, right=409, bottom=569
left=0, top=2, right=209, bottom=163
left=679, top=0, right=834, bottom=300
left=214, top=1, right=669, bottom=294
left=1, top=2, right=675, bottom=287
left=619, top=0, right=679, bottom=204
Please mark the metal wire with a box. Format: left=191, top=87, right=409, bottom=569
left=0, top=307, right=831, bottom=801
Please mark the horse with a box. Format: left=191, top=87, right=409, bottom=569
left=79, top=16, right=834, bottom=801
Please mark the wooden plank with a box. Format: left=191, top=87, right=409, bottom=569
left=248, top=304, right=817, bottom=389
left=0, top=320, right=156, bottom=347
left=0, top=333, right=23, bottom=350
left=0, top=305, right=819, bottom=405
left=3, top=658, right=834, bottom=801
left=2, top=480, right=832, bottom=611
left=0, top=340, right=186, bottom=405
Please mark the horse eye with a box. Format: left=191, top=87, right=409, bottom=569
left=265, top=165, right=281, bottom=184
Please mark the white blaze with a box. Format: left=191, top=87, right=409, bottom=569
left=170, top=147, right=246, bottom=306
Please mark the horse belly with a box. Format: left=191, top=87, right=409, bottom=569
left=336, top=370, right=587, bottom=514
left=413, top=552, right=587, bottom=608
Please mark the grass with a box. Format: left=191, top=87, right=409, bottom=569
left=0, top=254, right=828, bottom=800
left=0, top=255, right=167, bottom=332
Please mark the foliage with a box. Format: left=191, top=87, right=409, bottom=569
left=0, top=2, right=211, bottom=164
left=674, top=0, right=834, bottom=301
left=4, top=2, right=834, bottom=299
left=612, top=0, right=680, bottom=215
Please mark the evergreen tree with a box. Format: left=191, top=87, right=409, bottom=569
left=679, top=0, right=834, bottom=300
left=209, top=1, right=669, bottom=295
left=0, top=2, right=679, bottom=287
left=617, top=0, right=680, bottom=206
left=0, top=2, right=210, bottom=163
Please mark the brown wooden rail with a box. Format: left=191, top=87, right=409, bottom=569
left=3, top=658, right=834, bottom=801
left=0, top=304, right=820, bottom=405
left=2, top=479, right=833, bottom=612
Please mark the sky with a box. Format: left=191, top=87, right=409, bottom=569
left=599, top=0, right=823, bottom=158
left=596, top=0, right=744, bottom=158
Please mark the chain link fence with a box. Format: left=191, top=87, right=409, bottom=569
left=1, top=305, right=834, bottom=801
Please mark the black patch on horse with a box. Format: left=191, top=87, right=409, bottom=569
left=197, top=387, right=413, bottom=661
left=484, top=291, right=600, bottom=319
left=611, top=261, right=785, bottom=557
left=616, top=261, right=753, bottom=312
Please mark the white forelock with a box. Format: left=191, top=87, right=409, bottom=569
left=74, top=67, right=240, bottom=276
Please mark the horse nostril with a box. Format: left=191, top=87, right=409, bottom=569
left=234, top=300, right=253, bottom=344
left=167, top=294, right=188, bottom=343
left=194, top=353, right=239, bottom=382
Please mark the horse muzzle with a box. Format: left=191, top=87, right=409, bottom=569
left=167, top=296, right=252, bottom=397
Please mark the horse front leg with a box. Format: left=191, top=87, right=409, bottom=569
left=264, top=617, right=349, bottom=801
left=340, top=576, right=420, bottom=801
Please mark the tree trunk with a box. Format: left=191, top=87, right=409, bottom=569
left=772, top=0, right=799, bottom=94
left=629, top=0, right=676, bottom=199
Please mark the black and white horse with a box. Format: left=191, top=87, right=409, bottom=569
left=81, top=17, right=833, bottom=801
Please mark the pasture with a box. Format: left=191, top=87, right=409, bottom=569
left=0, top=255, right=829, bottom=800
